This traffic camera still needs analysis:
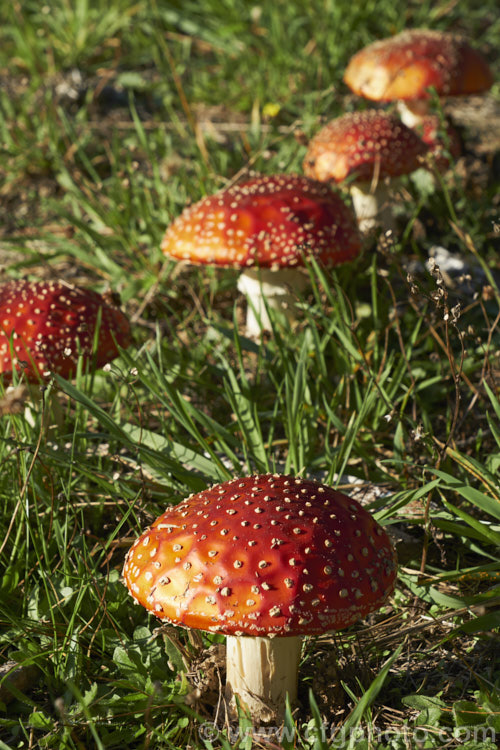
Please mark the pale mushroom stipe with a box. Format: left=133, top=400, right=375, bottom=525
left=161, top=174, right=361, bottom=337
left=122, top=474, right=397, bottom=721
left=303, top=110, right=428, bottom=232
left=343, top=29, right=493, bottom=128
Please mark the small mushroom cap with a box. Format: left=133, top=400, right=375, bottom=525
left=344, top=29, right=493, bottom=102
left=123, top=474, right=397, bottom=637
left=303, top=110, right=428, bottom=183
left=161, top=174, right=362, bottom=269
left=0, top=280, right=131, bottom=382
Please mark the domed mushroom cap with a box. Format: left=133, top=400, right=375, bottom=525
left=0, top=280, right=131, bottom=382
left=161, top=174, right=362, bottom=270
left=123, top=474, right=397, bottom=637
left=303, top=110, right=428, bottom=183
left=344, top=29, right=493, bottom=102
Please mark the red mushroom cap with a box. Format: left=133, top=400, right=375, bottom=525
left=161, top=174, right=362, bottom=269
left=0, top=280, right=131, bottom=382
left=303, top=110, right=428, bottom=183
left=344, top=29, right=493, bottom=102
left=123, top=474, right=397, bottom=637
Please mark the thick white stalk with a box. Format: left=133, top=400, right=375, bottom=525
left=225, top=634, right=302, bottom=722
left=350, top=182, right=395, bottom=235
left=237, top=268, right=309, bottom=338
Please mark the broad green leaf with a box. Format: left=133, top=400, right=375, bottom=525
left=453, top=608, right=500, bottom=635
left=402, top=695, right=447, bottom=710
left=453, top=700, right=491, bottom=727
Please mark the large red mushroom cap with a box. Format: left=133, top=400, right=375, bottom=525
left=344, top=29, right=493, bottom=103
left=303, top=110, right=428, bottom=183
left=161, top=174, right=362, bottom=270
left=0, top=280, right=131, bottom=382
left=123, top=474, right=397, bottom=637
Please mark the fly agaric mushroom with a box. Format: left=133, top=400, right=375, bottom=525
left=161, top=174, right=361, bottom=337
left=0, top=280, right=131, bottom=381
left=0, top=280, right=131, bottom=422
left=303, top=110, right=428, bottom=233
left=343, top=29, right=493, bottom=128
left=122, top=474, right=397, bottom=722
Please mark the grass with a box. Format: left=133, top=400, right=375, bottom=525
left=0, top=0, right=499, bottom=747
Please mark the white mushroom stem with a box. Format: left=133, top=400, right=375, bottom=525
left=350, top=181, right=395, bottom=235
left=397, top=99, right=431, bottom=129
left=237, top=267, right=309, bottom=338
left=225, top=634, right=302, bottom=721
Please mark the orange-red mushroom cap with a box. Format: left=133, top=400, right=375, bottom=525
left=0, top=280, right=131, bottom=382
left=303, top=110, right=428, bottom=183
left=344, top=29, right=493, bottom=102
left=161, top=174, right=362, bottom=270
left=122, top=474, right=397, bottom=637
